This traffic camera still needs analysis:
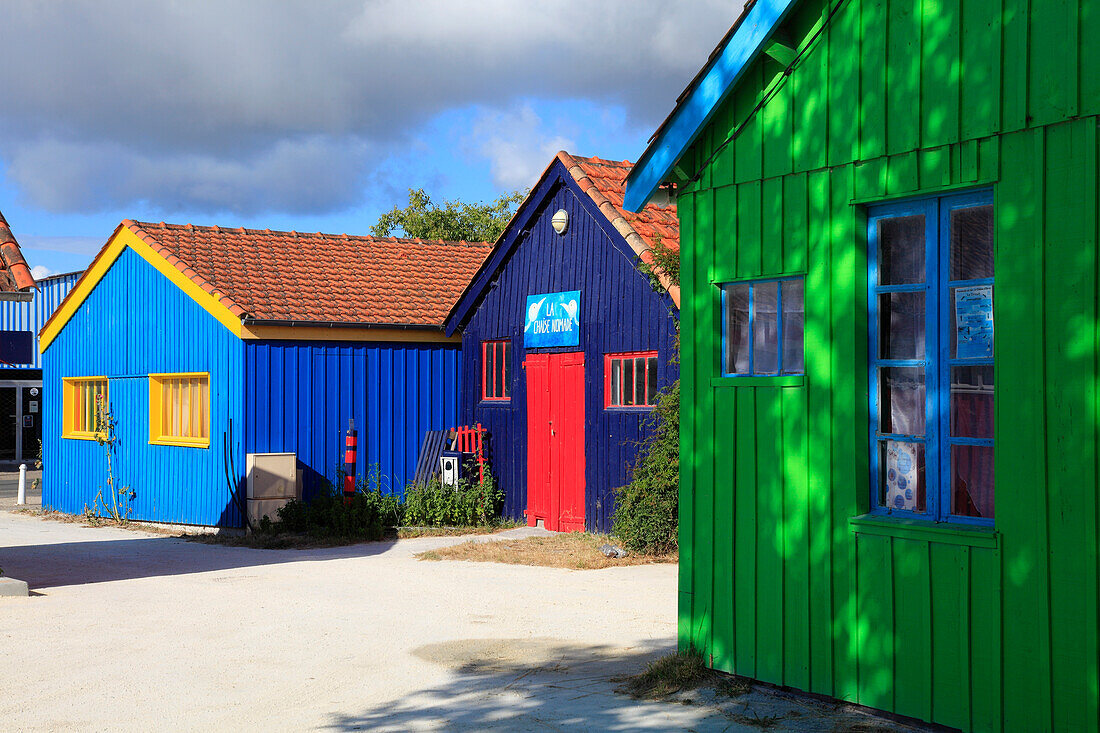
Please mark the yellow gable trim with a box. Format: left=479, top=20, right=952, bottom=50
left=39, top=226, right=243, bottom=352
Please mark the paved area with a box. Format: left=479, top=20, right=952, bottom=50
left=0, top=511, right=925, bottom=732
left=0, top=468, right=42, bottom=510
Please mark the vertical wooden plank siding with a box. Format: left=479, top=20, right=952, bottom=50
left=243, top=340, right=461, bottom=500
left=456, top=163, right=679, bottom=533
left=42, top=247, right=245, bottom=527
left=678, top=190, right=698, bottom=647
left=674, top=0, right=1100, bottom=729
left=0, top=272, right=80, bottom=371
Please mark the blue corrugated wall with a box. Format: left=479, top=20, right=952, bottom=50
left=455, top=161, right=679, bottom=532
left=42, top=248, right=245, bottom=526
left=0, top=271, right=81, bottom=369
left=244, top=340, right=461, bottom=499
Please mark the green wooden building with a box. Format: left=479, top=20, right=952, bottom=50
left=623, top=0, right=1099, bottom=730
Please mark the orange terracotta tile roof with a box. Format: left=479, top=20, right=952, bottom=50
left=556, top=152, right=679, bottom=254
left=0, top=210, right=36, bottom=292
left=125, top=221, right=493, bottom=326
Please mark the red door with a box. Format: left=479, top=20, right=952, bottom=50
left=525, top=352, right=586, bottom=531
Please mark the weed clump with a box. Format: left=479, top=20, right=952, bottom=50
left=256, top=467, right=402, bottom=542
left=272, top=486, right=402, bottom=541
left=403, top=468, right=502, bottom=527
left=249, top=463, right=504, bottom=544
left=619, top=648, right=750, bottom=700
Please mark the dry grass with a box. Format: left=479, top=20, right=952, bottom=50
left=415, top=532, right=677, bottom=570
left=617, top=649, right=750, bottom=700
left=187, top=523, right=523, bottom=550
left=12, top=507, right=185, bottom=536
left=13, top=507, right=523, bottom=550
left=396, top=523, right=520, bottom=539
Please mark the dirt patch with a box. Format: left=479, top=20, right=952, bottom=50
left=415, top=532, right=676, bottom=569
left=412, top=637, right=652, bottom=677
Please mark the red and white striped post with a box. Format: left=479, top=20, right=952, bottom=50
left=343, top=420, right=357, bottom=506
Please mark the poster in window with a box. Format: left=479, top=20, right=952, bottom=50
left=885, top=442, right=919, bottom=511
left=955, top=285, right=994, bottom=359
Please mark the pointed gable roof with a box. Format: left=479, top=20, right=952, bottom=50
left=558, top=152, right=679, bottom=254
left=445, top=151, right=680, bottom=335
left=623, top=0, right=799, bottom=212
left=40, top=220, right=493, bottom=350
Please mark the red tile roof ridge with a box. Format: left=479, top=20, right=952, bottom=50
left=122, top=220, right=493, bottom=325
left=131, top=220, right=493, bottom=249
left=556, top=150, right=680, bottom=308
left=0, top=209, right=35, bottom=291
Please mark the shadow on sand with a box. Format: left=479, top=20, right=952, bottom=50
left=320, top=637, right=928, bottom=732
left=0, top=528, right=404, bottom=590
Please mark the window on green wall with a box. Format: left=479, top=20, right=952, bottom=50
left=720, top=277, right=804, bottom=376
left=868, top=190, right=994, bottom=524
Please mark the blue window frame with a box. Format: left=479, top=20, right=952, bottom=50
left=868, top=189, right=994, bottom=525
left=720, top=276, right=804, bottom=376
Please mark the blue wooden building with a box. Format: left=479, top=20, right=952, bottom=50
left=0, top=270, right=80, bottom=463
left=446, top=152, right=679, bottom=532
left=41, top=221, right=490, bottom=526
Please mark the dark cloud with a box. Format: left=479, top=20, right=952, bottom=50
left=0, top=1, right=736, bottom=214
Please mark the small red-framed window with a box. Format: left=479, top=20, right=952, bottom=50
left=482, top=340, right=512, bottom=401
left=605, top=351, right=659, bottom=408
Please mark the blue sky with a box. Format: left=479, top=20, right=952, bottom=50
left=0, top=2, right=737, bottom=278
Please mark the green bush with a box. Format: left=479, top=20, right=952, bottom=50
left=612, top=379, right=680, bottom=555
left=403, top=467, right=502, bottom=527
left=267, top=467, right=404, bottom=541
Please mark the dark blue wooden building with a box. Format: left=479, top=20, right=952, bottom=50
left=40, top=221, right=490, bottom=526
left=446, top=152, right=680, bottom=532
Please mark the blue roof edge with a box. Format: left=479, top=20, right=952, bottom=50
left=622, top=0, right=799, bottom=212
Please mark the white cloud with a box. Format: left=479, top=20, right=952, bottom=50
left=471, top=106, right=575, bottom=190
left=0, top=1, right=741, bottom=214
left=29, top=264, right=54, bottom=280
left=18, top=235, right=103, bottom=256
left=7, top=136, right=375, bottom=216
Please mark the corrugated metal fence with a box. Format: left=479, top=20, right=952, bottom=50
left=0, top=271, right=81, bottom=369
left=244, top=340, right=462, bottom=500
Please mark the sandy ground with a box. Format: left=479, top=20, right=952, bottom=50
left=0, top=511, right=923, bottom=732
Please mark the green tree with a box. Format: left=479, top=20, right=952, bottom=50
left=371, top=188, right=525, bottom=243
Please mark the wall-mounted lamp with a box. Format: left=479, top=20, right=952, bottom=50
left=551, top=209, right=569, bottom=235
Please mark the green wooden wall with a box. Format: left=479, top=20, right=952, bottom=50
left=676, top=0, right=1100, bottom=730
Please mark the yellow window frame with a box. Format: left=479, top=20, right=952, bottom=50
left=149, top=372, right=211, bottom=448
left=62, top=377, right=109, bottom=440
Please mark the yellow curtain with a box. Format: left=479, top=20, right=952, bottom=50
left=161, top=376, right=208, bottom=439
